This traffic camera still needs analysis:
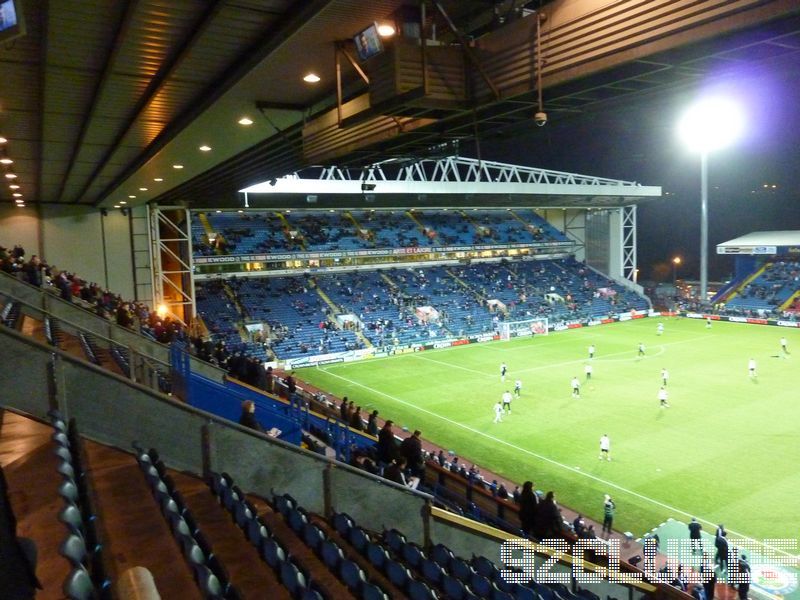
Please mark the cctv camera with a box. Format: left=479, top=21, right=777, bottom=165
left=534, top=111, right=547, bottom=126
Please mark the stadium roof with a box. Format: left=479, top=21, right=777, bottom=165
left=717, top=231, right=800, bottom=255
left=1, top=1, right=798, bottom=209
left=238, top=156, right=661, bottom=209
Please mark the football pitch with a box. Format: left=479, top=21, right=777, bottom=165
left=297, top=317, right=800, bottom=545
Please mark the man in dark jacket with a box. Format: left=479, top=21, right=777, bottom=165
left=399, top=430, right=424, bottom=476
left=377, top=420, right=399, bottom=464
left=238, top=400, right=263, bottom=433
left=688, top=518, right=703, bottom=554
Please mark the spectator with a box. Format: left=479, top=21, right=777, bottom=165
left=535, top=491, right=563, bottom=539
left=349, top=406, right=364, bottom=431
left=238, top=400, right=263, bottom=433
left=399, top=430, right=424, bottom=475
left=366, top=410, right=379, bottom=435
left=518, top=481, right=539, bottom=536
left=377, top=420, right=399, bottom=464
left=602, top=494, right=616, bottom=537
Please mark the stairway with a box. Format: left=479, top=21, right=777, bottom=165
left=275, top=212, right=307, bottom=250
left=722, top=263, right=770, bottom=303
left=311, top=281, right=373, bottom=349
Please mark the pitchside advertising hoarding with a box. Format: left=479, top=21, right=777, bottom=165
left=282, top=310, right=659, bottom=368
left=193, top=240, right=574, bottom=265
left=685, top=313, right=800, bottom=328
left=281, top=309, right=799, bottom=368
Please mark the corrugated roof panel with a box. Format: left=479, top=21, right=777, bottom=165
left=111, top=0, right=209, bottom=76
left=46, top=1, right=127, bottom=71
left=171, top=4, right=283, bottom=79
left=43, top=69, right=100, bottom=115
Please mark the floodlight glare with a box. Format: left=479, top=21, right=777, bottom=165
left=678, top=97, right=744, bottom=153
left=677, top=96, right=744, bottom=302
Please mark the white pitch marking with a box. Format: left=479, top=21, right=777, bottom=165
left=318, top=364, right=797, bottom=559
left=409, top=353, right=493, bottom=377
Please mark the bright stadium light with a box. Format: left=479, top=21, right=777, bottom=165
left=678, top=96, right=744, bottom=302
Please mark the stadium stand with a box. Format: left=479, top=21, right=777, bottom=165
left=190, top=209, right=570, bottom=257
left=0, top=273, right=698, bottom=600
left=721, top=260, right=800, bottom=315
left=197, top=257, right=649, bottom=360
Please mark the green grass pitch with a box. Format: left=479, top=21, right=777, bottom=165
left=297, top=317, right=800, bottom=543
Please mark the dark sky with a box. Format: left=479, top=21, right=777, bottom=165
left=480, top=64, right=800, bottom=283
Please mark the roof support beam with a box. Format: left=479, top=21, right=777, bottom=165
left=79, top=0, right=227, bottom=204
left=57, top=0, right=138, bottom=203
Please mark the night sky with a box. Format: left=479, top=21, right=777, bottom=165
left=480, top=63, right=800, bottom=283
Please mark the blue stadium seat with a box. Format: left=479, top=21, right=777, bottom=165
left=443, top=574, right=467, bottom=600
left=421, top=558, right=444, bottom=586
left=302, top=523, right=325, bottom=552
left=348, top=526, right=370, bottom=553
left=362, top=582, right=388, bottom=600
left=402, top=542, right=424, bottom=569
left=280, top=559, right=307, bottom=598
left=366, top=542, right=388, bottom=570
left=222, top=486, right=241, bottom=512
left=515, top=585, right=537, bottom=600
left=472, top=555, right=496, bottom=579
left=340, top=559, right=366, bottom=592
left=450, top=556, right=473, bottom=583
left=58, top=480, right=80, bottom=504
left=209, top=471, right=228, bottom=498
left=207, top=553, right=231, bottom=589
left=385, top=559, right=411, bottom=590
left=320, top=540, right=344, bottom=570
left=57, top=460, right=76, bottom=481
left=471, top=572, right=492, bottom=597
left=55, top=445, right=73, bottom=463
left=168, top=513, right=193, bottom=538
left=234, top=501, right=253, bottom=529
left=274, top=494, right=294, bottom=517
left=491, top=583, right=515, bottom=600
left=302, top=587, right=324, bottom=600
left=407, top=579, right=437, bottom=600
left=246, top=518, right=270, bottom=550
left=531, top=582, right=554, bottom=600
left=59, top=534, right=88, bottom=568
left=262, top=539, right=287, bottom=570
left=431, top=543, right=453, bottom=568
left=197, top=565, right=224, bottom=598
left=333, top=512, right=354, bottom=536
left=494, top=573, right=518, bottom=594
left=59, top=504, right=86, bottom=539
left=53, top=431, right=70, bottom=447
left=384, top=529, right=406, bottom=554
left=287, top=508, right=308, bottom=534
left=63, top=566, right=95, bottom=600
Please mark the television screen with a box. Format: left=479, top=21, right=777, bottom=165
left=353, top=23, right=384, bottom=61
left=0, top=0, right=25, bottom=43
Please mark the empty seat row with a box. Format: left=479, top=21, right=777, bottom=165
left=207, top=471, right=327, bottom=600
left=135, top=447, right=242, bottom=599
left=50, top=411, right=112, bottom=600
left=274, top=493, right=391, bottom=600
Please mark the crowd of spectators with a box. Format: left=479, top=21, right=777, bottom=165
left=0, top=242, right=187, bottom=345
left=191, top=209, right=569, bottom=257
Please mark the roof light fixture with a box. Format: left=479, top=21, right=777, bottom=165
left=303, top=73, right=321, bottom=83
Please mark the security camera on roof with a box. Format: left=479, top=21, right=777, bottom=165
left=534, top=111, right=547, bottom=126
